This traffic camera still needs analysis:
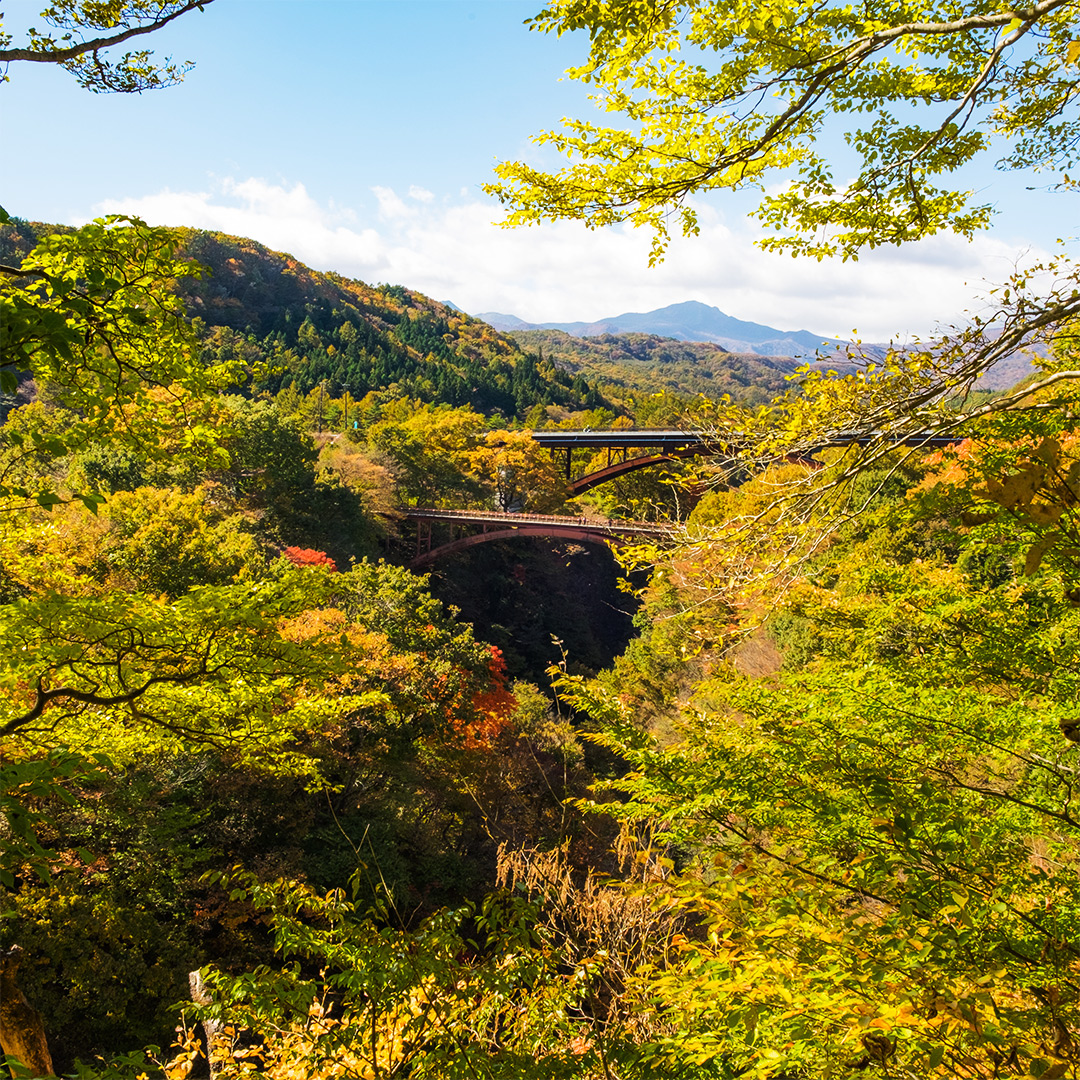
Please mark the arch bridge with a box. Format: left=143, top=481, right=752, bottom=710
left=402, top=431, right=959, bottom=566
left=530, top=429, right=960, bottom=494
left=406, top=508, right=674, bottom=568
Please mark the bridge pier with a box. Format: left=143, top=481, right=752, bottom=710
left=415, top=519, right=433, bottom=558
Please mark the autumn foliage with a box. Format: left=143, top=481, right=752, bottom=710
left=461, top=646, right=517, bottom=749
left=282, top=546, right=337, bottom=572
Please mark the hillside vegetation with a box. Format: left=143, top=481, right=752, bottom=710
left=3, top=215, right=1079, bottom=1080
left=0, top=221, right=609, bottom=420
left=509, top=328, right=802, bottom=404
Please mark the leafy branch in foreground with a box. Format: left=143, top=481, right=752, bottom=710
left=186, top=873, right=605, bottom=1080
left=0, top=572, right=339, bottom=746
left=489, top=0, right=1079, bottom=261
left=0, top=213, right=237, bottom=511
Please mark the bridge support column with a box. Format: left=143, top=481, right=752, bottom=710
left=416, top=520, right=433, bottom=558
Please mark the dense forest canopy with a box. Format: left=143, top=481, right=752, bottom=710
left=5, top=0, right=1080, bottom=1076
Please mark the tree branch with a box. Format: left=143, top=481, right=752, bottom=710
left=0, top=264, right=44, bottom=278
left=0, top=0, right=215, bottom=68
left=0, top=664, right=216, bottom=738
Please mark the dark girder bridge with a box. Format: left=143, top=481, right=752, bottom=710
left=407, top=508, right=674, bottom=569
left=531, top=430, right=961, bottom=495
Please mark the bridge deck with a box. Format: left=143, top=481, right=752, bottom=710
left=407, top=508, right=674, bottom=537
left=531, top=430, right=711, bottom=451
left=531, top=428, right=961, bottom=451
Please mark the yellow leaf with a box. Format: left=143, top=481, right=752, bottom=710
left=1025, top=535, right=1057, bottom=576
left=1025, top=501, right=1064, bottom=525
left=1067, top=40, right=1080, bottom=65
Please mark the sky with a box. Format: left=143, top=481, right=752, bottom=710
left=1, top=0, right=1074, bottom=341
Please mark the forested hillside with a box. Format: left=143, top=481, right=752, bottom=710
left=0, top=215, right=622, bottom=1070
left=0, top=221, right=609, bottom=420
left=508, top=327, right=802, bottom=403
left=9, top=0, right=1080, bottom=1072
left=5, top=210, right=1080, bottom=1080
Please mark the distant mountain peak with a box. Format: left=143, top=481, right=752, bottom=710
left=475, top=302, right=846, bottom=358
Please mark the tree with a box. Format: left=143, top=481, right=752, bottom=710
left=489, top=0, right=1078, bottom=263
left=534, top=432, right=1080, bottom=1078
left=0, top=1, right=216, bottom=93
left=468, top=429, right=571, bottom=512
left=0, top=213, right=236, bottom=512
left=366, top=401, right=486, bottom=507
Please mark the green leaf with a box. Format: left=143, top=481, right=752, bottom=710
left=77, top=492, right=106, bottom=515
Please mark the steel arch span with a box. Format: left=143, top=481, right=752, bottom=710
left=405, top=509, right=673, bottom=569
left=408, top=526, right=629, bottom=568
left=567, top=451, right=697, bottom=494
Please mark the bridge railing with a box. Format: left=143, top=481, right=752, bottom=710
left=406, top=507, right=676, bottom=535
left=530, top=428, right=961, bottom=449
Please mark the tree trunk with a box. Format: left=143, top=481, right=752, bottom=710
left=188, top=969, right=224, bottom=1076
left=0, top=946, right=54, bottom=1078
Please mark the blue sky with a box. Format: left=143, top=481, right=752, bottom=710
left=1, top=0, right=1072, bottom=339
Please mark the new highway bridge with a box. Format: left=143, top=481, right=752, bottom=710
left=403, top=428, right=958, bottom=566
left=529, top=428, right=960, bottom=494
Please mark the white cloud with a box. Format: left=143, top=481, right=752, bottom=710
left=95, top=179, right=389, bottom=275
left=93, top=178, right=1050, bottom=341
left=371, top=186, right=413, bottom=221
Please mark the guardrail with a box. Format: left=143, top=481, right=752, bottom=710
left=405, top=508, right=676, bottom=536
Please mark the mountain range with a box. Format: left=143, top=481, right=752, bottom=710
left=502, top=330, right=802, bottom=405
left=475, top=301, right=855, bottom=358
left=477, top=299, right=1037, bottom=390
left=0, top=220, right=1033, bottom=406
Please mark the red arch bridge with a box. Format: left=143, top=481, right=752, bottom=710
left=530, top=429, right=960, bottom=494
left=406, top=508, right=676, bottom=568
